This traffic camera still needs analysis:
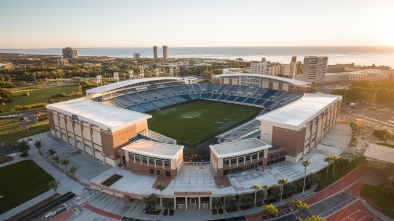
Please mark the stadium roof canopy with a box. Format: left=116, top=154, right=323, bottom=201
left=47, top=98, right=151, bottom=131
left=86, top=77, right=182, bottom=95
left=213, top=73, right=309, bottom=86
left=210, top=138, right=271, bottom=158
left=364, top=143, right=394, bottom=164
left=122, top=140, right=183, bottom=159
left=257, top=93, right=341, bottom=130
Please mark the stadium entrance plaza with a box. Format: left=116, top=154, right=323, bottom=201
left=2, top=124, right=350, bottom=220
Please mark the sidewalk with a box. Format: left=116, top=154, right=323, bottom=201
left=0, top=134, right=85, bottom=220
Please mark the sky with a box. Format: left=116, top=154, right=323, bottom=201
left=0, top=0, right=393, bottom=48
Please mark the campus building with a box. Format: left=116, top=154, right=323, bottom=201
left=257, top=93, right=342, bottom=163
left=210, top=138, right=271, bottom=176
left=122, top=140, right=184, bottom=178
left=46, top=99, right=151, bottom=166
left=301, top=56, right=328, bottom=83
left=212, top=73, right=310, bottom=95
left=62, top=47, right=78, bottom=59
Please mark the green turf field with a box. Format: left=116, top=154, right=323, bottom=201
left=0, top=160, right=54, bottom=214
left=1, top=85, right=80, bottom=112
left=147, top=100, right=262, bottom=145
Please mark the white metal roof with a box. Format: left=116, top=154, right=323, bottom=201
left=46, top=98, right=151, bottom=131
left=210, top=138, right=271, bottom=158
left=364, top=143, right=394, bottom=164
left=213, top=73, right=308, bottom=86
left=86, top=77, right=182, bottom=95
left=257, top=93, right=341, bottom=130
left=122, top=140, right=183, bottom=159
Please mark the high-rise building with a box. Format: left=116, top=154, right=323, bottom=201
left=134, top=53, right=140, bottom=60
left=163, top=45, right=168, bottom=59
left=153, top=46, right=158, bottom=59
left=281, top=56, right=297, bottom=79
left=62, top=47, right=78, bottom=59
left=302, top=56, right=328, bottom=83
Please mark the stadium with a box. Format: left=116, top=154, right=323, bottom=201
left=46, top=74, right=343, bottom=209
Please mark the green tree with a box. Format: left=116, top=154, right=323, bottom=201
left=331, top=156, right=340, bottom=179
left=302, top=159, right=311, bottom=196
left=269, top=184, right=281, bottom=200
left=48, top=180, right=60, bottom=194
left=14, top=140, right=29, bottom=153
left=212, top=197, right=222, bottom=214
left=262, top=204, right=278, bottom=218
left=20, top=151, right=29, bottom=160
left=261, top=184, right=269, bottom=206
left=306, top=172, right=321, bottom=186
left=241, top=193, right=253, bottom=209
left=163, top=198, right=173, bottom=215
left=143, top=193, right=158, bottom=214
left=324, top=156, right=332, bottom=179
left=53, top=156, right=61, bottom=169
left=251, top=184, right=260, bottom=207
left=278, top=177, right=288, bottom=201
left=69, top=165, right=78, bottom=178
left=34, top=140, right=42, bottom=153
left=224, top=195, right=236, bottom=211
left=381, top=184, right=393, bottom=198
left=46, top=149, right=56, bottom=162
left=61, top=160, right=70, bottom=174
left=156, top=182, right=165, bottom=208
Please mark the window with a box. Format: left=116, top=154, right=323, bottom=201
left=223, top=158, right=229, bottom=165
left=252, top=153, right=257, bottom=160
left=259, top=151, right=264, bottom=157
left=142, top=156, right=148, bottom=163
left=238, top=157, right=244, bottom=163
left=156, top=159, right=162, bottom=165
left=230, top=158, right=236, bottom=164
left=149, top=158, right=155, bottom=165
left=164, top=160, right=170, bottom=167
left=245, top=155, right=251, bottom=161
left=156, top=170, right=160, bottom=175
left=149, top=169, right=154, bottom=174
left=166, top=171, right=171, bottom=177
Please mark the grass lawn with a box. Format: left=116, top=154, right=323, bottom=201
left=0, top=118, right=50, bottom=143
left=360, top=184, right=394, bottom=219
left=0, top=160, right=54, bottom=214
left=315, top=163, right=357, bottom=191
left=1, top=85, right=80, bottom=112
left=148, top=100, right=262, bottom=145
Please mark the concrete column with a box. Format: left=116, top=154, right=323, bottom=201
left=64, top=117, right=69, bottom=145
left=198, top=197, right=201, bottom=210
left=71, top=121, right=77, bottom=149
left=209, top=197, right=212, bottom=210
left=174, top=197, right=177, bottom=210
left=185, top=197, right=188, bottom=210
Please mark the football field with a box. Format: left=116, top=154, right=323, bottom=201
left=147, top=100, right=262, bottom=145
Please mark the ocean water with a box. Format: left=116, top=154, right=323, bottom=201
left=1, top=46, right=394, bottom=68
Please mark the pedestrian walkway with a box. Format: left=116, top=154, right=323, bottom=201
left=0, top=134, right=85, bottom=221
left=82, top=203, right=123, bottom=220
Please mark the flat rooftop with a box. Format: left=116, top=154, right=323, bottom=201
left=46, top=98, right=151, bottom=131
left=257, top=93, right=341, bottom=130
left=210, top=138, right=271, bottom=158
left=86, top=77, right=182, bottom=95
left=213, top=73, right=308, bottom=86
left=364, top=143, right=394, bottom=164
left=122, top=140, right=183, bottom=159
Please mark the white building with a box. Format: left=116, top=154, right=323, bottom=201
left=348, top=69, right=389, bottom=81
left=302, top=56, right=328, bottom=83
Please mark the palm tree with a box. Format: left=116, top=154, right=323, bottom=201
left=224, top=195, right=236, bottom=211
left=61, top=160, right=70, bottom=174
left=143, top=193, right=158, bottom=213
left=212, top=197, right=222, bottom=214
left=163, top=198, right=173, bottom=215
left=261, top=184, right=269, bottom=206
left=53, top=156, right=61, bottom=168
left=262, top=204, right=278, bottom=218
left=251, top=184, right=260, bottom=207
left=156, top=182, right=165, bottom=209
left=241, top=193, right=253, bottom=209
left=269, top=184, right=281, bottom=200
left=324, top=156, right=332, bottom=179
left=302, top=159, right=311, bottom=196
left=69, top=166, right=78, bottom=178
left=48, top=180, right=60, bottom=195
left=46, top=149, right=56, bottom=162
left=34, top=140, right=42, bottom=153
left=331, top=156, right=339, bottom=179
left=278, top=177, right=288, bottom=201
